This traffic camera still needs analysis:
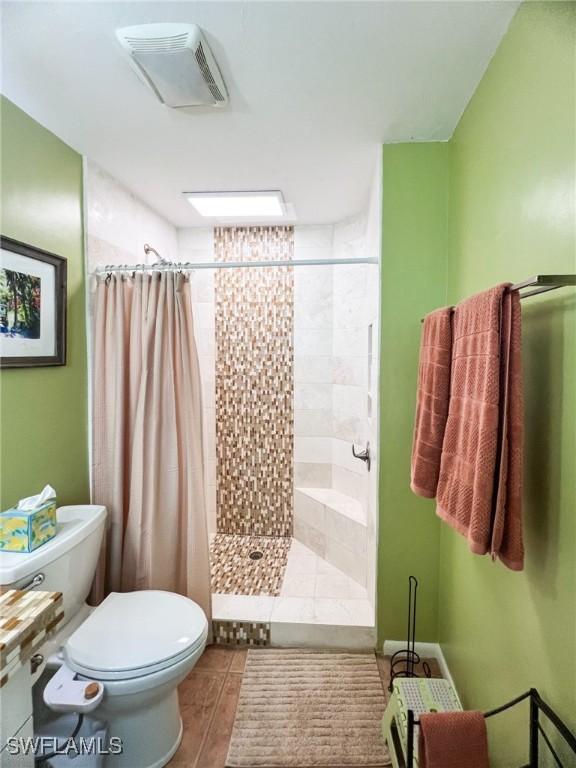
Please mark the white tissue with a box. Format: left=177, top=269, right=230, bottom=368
left=17, top=484, right=57, bottom=511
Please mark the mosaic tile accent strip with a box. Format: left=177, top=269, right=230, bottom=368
left=212, top=619, right=271, bottom=647
left=0, top=589, right=64, bottom=687
left=214, top=226, right=294, bottom=537
left=210, top=533, right=291, bottom=596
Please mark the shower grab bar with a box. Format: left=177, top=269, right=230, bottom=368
left=351, top=442, right=371, bottom=471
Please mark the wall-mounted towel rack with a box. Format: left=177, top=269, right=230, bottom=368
left=509, top=274, right=576, bottom=298
left=420, top=275, right=576, bottom=322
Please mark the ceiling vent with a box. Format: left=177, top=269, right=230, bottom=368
left=116, top=23, right=228, bottom=108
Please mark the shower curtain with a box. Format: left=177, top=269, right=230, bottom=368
left=90, top=271, right=211, bottom=617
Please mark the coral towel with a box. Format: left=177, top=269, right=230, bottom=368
left=436, top=284, right=524, bottom=570
left=419, top=711, right=490, bottom=768
left=410, top=307, right=453, bottom=498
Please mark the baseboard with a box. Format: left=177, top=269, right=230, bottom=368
left=435, top=645, right=462, bottom=706
left=382, top=640, right=462, bottom=706
left=383, top=640, right=440, bottom=658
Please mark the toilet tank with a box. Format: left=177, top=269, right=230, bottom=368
left=0, top=505, right=106, bottom=629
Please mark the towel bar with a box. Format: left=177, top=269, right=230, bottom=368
left=509, top=274, right=576, bottom=298
left=420, top=274, right=576, bottom=321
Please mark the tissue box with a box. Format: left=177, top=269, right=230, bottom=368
left=0, top=500, right=57, bottom=553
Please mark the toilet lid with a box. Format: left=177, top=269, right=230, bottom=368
left=65, top=591, right=207, bottom=680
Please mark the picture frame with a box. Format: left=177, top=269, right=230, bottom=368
left=0, top=235, right=67, bottom=368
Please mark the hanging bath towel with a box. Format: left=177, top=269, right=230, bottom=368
left=418, top=711, right=490, bottom=768
left=436, top=283, right=524, bottom=570
left=410, top=307, right=453, bottom=498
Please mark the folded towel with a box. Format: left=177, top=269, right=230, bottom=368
left=410, top=307, right=453, bottom=498
left=436, top=284, right=524, bottom=570
left=419, top=711, right=490, bottom=768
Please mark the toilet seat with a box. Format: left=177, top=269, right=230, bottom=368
left=64, top=590, right=208, bottom=681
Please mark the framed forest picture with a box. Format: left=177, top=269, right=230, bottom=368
left=0, top=236, right=67, bottom=368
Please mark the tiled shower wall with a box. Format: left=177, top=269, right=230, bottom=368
left=175, top=226, right=301, bottom=539
left=214, top=227, right=294, bottom=537
left=332, top=216, right=373, bottom=506
left=180, top=212, right=380, bottom=550
left=293, top=215, right=378, bottom=508
left=84, top=160, right=178, bottom=311
left=293, top=227, right=334, bottom=489
left=292, top=163, right=382, bottom=605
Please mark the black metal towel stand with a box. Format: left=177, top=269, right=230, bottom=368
left=388, top=578, right=576, bottom=766
left=389, top=576, right=431, bottom=692
left=405, top=688, right=576, bottom=768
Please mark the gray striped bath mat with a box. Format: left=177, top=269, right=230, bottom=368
left=226, top=649, right=390, bottom=767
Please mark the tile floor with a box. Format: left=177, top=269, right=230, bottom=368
left=167, top=646, right=246, bottom=768
left=211, top=539, right=375, bottom=646
left=168, top=645, right=443, bottom=768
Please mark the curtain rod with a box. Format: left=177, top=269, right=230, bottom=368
left=94, top=256, right=379, bottom=274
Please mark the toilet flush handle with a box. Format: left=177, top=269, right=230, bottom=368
left=21, top=573, right=45, bottom=591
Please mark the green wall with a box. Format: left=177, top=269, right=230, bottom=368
left=378, top=2, right=575, bottom=763
left=378, top=143, right=449, bottom=642
left=440, top=2, right=576, bottom=763
left=0, top=97, right=89, bottom=509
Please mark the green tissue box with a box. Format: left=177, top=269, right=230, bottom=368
left=0, top=500, right=57, bottom=552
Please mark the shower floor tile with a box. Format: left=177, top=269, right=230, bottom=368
left=210, top=534, right=291, bottom=596
left=211, top=540, right=376, bottom=649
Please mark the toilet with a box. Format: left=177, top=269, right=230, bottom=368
left=0, top=505, right=209, bottom=768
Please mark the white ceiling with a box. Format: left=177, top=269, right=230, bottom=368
left=1, top=1, right=518, bottom=227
